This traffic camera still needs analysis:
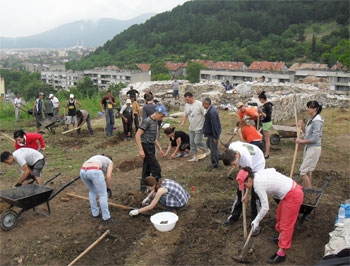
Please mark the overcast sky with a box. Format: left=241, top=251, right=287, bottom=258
left=1, top=0, right=189, bottom=38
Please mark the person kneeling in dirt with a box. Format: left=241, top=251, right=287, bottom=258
left=163, top=127, right=190, bottom=159
left=129, top=176, right=190, bottom=216
left=76, top=110, right=94, bottom=136
left=236, top=167, right=303, bottom=264
left=80, top=155, right=114, bottom=226
left=1, top=148, right=45, bottom=186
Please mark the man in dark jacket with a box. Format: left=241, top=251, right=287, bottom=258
left=202, top=97, right=222, bottom=170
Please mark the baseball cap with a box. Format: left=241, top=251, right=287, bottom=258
left=236, top=169, right=249, bottom=191
left=155, top=105, right=168, bottom=116
left=39, top=92, right=45, bottom=96
left=126, top=99, right=132, bottom=104
left=49, top=94, right=53, bottom=98
left=69, top=94, right=74, bottom=98
left=236, top=102, right=244, bottom=108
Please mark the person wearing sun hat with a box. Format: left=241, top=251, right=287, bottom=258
left=236, top=167, right=303, bottom=264
left=135, top=105, right=167, bottom=192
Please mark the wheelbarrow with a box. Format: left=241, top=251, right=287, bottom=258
left=270, top=125, right=298, bottom=145
left=273, top=171, right=336, bottom=229
left=0, top=173, right=80, bottom=231
left=38, top=116, right=62, bottom=134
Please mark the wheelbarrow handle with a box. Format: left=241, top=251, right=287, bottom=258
left=48, top=176, right=80, bottom=201
left=43, top=172, right=61, bottom=186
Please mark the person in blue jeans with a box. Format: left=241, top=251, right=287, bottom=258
left=80, top=155, right=114, bottom=226
left=100, top=90, right=116, bottom=137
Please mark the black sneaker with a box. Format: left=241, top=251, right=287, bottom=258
left=251, top=226, right=261, bottom=236
left=223, top=218, right=237, bottom=226
left=267, top=253, right=286, bottom=264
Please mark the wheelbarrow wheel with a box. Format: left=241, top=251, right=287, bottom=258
left=270, top=134, right=280, bottom=145
left=0, top=210, right=18, bottom=231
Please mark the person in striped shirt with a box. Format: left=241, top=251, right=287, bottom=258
left=129, top=176, right=190, bottom=216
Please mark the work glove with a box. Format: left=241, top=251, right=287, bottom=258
left=129, top=209, right=139, bottom=216
left=15, top=183, right=22, bottom=187
left=251, top=219, right=259, bottom=231
left=107, top=188, right=112, bottom=198
left=142, top=196, right=150, bottom=206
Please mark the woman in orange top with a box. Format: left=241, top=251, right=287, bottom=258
left=237, top=120, right=264, bottom=151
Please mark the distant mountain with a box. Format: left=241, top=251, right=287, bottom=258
left=0, top=13, right=155, bottom=49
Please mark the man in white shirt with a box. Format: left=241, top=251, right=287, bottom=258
left=13, top=93, right=22, bottom=122
left=1, top=148, right=45, bottom=186
left=49, top=94, right=60, bottom=119
left=180, top=92, right=210, bottom=162
left=222, top=141, right=265, bottom=235
left=236, top=167, right=303, bottom=264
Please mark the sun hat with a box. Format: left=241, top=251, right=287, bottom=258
left=236, top=102, right=244, bottom=108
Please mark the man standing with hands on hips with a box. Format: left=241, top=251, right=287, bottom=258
left=100, top=90, right=116, bottom=137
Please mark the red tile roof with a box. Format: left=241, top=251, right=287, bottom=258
left=288, top=63, right=328, bottom=71
left=248, top=61, right=286, bottom=71
left=165, top=62, right=185, bottom=71
left=209, top=61, right=245, bottom=70
left=137, top=63, right=151, bottom=72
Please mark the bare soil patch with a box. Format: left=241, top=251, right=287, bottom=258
left=0, top=108, right=349, bottom=266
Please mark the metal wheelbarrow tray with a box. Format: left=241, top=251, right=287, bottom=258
left=273, top=171, right=336, bottom=229
left=270, top=125, right=298, bottom=145
left=0, top=174, right=80, bottom=231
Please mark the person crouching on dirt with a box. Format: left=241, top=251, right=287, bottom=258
left=163, top=127, right=190, bottom=159
left=135, top=105, right=167, bottom=192
left=129, top=176, right=190, bottom=216
left=80, top=155, right=115, bottom=226
left=236, top=167, right=303, bottom=264
left=76, top=110, right=94, bottom=136
left=14, top=129, right=45, bottom=151
left=1, top=148, right=45, bottom=186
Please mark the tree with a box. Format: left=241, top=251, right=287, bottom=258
left=186, top=61, right=206, bottom=83
left=76, top=77, right=98, bottom=98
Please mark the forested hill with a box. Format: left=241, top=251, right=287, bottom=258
left=66, top=0, right=350, bottom=71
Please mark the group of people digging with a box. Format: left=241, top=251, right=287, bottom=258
left=1, top=85, right=324, bottom=264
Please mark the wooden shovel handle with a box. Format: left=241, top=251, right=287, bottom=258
left=290, top=105, right=301, bottom=178
left=68, top=229, right=110, bottom=266
left=66, top=193, right=133, bottom=210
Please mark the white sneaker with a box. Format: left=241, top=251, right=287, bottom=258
left=182, top=153, right=189, bottom=158
left=176, top=153, right=183, bottom=158
left=205, top=148, right=211, bottom=156
left=188, top=156, right=198, bottom=162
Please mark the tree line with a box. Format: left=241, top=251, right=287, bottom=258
left=66, top=0, right=349, bottom=73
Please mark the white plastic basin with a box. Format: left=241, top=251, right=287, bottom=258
left=150, top=212, right=179, bottom=232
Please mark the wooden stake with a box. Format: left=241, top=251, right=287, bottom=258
left=61, top=127, right=80, bottom=134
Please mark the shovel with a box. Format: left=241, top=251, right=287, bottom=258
left=232, top=227, right=255, bottom=263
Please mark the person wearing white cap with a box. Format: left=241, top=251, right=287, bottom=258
left=64, top=94, right=82, bottom=130
left=49, top=94, right=60, bottom=119
left=119, top=99, right=133, bottom=140
left=135, top=105, right=168, bottom=192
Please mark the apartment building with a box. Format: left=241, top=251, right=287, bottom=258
left=41, top=67, right=151, bottom=90
left=200, top=61, right=349, bottom=93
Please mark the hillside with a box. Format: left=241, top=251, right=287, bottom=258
left=0, top=13, right=155, bottom=49
left=67, top=0, right=349, bottom=70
